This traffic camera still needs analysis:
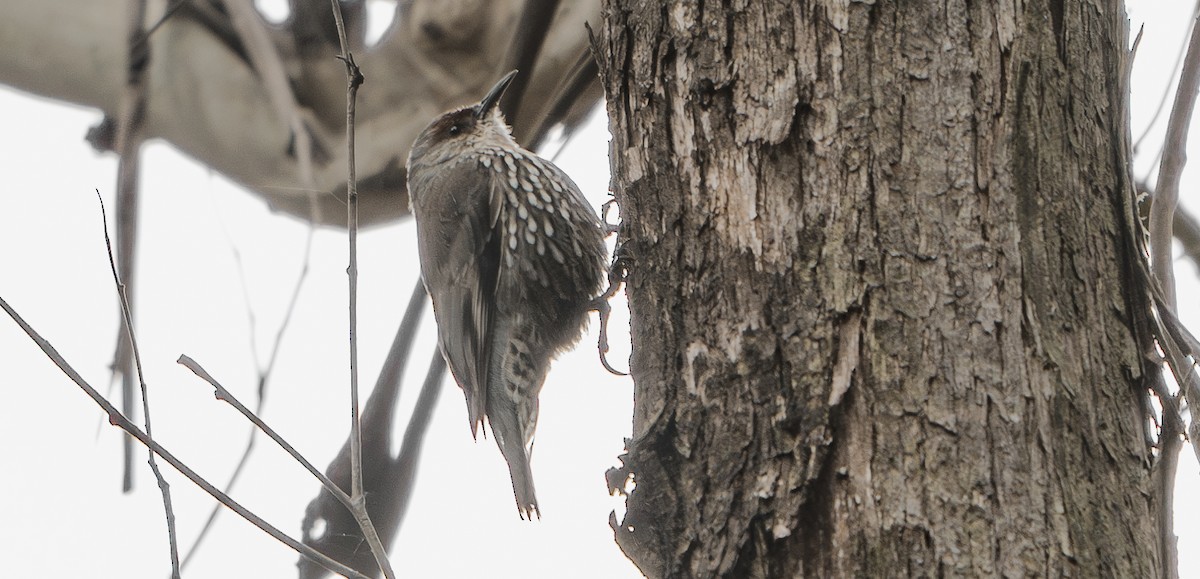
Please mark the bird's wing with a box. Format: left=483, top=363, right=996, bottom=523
left=522, top=155, right=607, bottom=301
left=413, top=159, right=502, bottom=438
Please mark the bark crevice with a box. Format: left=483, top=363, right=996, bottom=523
left=601, top=1, right=1160, bottom=576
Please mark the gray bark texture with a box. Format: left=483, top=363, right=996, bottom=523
left=599, top=1, right=1160, bottom=577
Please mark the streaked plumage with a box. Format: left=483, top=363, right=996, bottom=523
left=406, top=71, right=606, bottom=519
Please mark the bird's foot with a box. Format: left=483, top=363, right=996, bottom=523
left=590, top=248, right=631, bottom=376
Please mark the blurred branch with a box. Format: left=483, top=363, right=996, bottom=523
left=143, top=0, right=189, bottom=42
left=0, top=296, right=368, bottom=579
left=181, top=0, right=246, bottom=60
left=227, top=0, right=323, bottom=188
left=300, top=282, right=435, bottom=579
left=1172, top=205, right=1200, bottom=271
left=111, top=0, right=152, bottom=496
left=180, top=0, right=326, bottom=558
left=1134, top=180, right=1200, bottom=272
left=1137, top=15, right=1200, bottom=579
left=389, top=350, right=446, bottom=517
left=0, top=0, right=604, bottom=226
left=1149, top=10, right=1200, bottom=307
left=1149, top=5, right=1200, bottom=460
left=293, top=0, right=364, bottom=57
left=500, top=0, right=561, bottom=132
left=529, top=48, right=600, bottom=148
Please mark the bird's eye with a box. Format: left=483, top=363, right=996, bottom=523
left=449, top=124, right=461, bottom=136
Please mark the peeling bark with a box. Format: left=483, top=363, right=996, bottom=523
left=600, top=1, right=1159, bottom=576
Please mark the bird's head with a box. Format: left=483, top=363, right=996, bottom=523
left=408, top=70, right=520, bottom=167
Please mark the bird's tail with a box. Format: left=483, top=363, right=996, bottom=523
left=488, top=395, right=540, bottom=519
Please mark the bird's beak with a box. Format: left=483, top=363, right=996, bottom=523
left=476, top=70, right=518, bottom=121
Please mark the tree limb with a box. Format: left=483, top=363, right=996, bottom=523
left=0, top=295, right=369, bottom=579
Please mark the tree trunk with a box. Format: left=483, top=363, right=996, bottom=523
left=599, top=1, right=1161, bottom=576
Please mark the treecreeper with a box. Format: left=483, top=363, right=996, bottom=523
left=406, top=70, right=607, bottom=519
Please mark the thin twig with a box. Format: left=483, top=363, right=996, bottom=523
left=180, top=1, right=323, bottom=562
left=0, top=296, right=368, bottom=579
left=299, top=280, right=433, bottom=579
left=97, top=191, right=181, bottom=578
left=330, top=0, right=365, bottom=503
left=179, top=224, right=316, bottom=570
left=177, top=356, right=360, bottom=511
left=330, top=2, right=394, bottom=578
left=259, top=229, right=316, bottom=390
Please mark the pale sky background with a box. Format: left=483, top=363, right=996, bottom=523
left=0, top=2, right=1197, bottom=578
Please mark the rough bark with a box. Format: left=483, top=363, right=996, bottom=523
left=0, top=0, right=602, bottom=226
left=600, top=1, right=1159, bottom=577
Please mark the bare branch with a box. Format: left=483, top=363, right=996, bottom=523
left=178, top=228, right=315, bottom=570
left=179, top=45, right=323, bottom=549
left=1147, top=9, right=1200, bottom=511
left=176, top=355, right=358, bottom=509
left=330, top=0, right=365, bottom=501
left=499, top=0, right=561, bottom=132
left=300, top=281, right=433, bottom=579
left=1149, top=10, right=1200, bottom=307
left=1150, top=362, right=1183, bottom=579
left=97, top=190, right=181, bottom=578
left=0, top=296, right=369, bottom=579
left=1134, top=179, right=1200, bottom=273
left=330, top=2, right=395, bottom=578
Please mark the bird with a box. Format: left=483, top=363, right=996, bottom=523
left=406, top=70, right=607, bottom=519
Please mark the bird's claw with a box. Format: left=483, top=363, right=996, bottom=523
left=591, top=248, right=631, bottom=376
